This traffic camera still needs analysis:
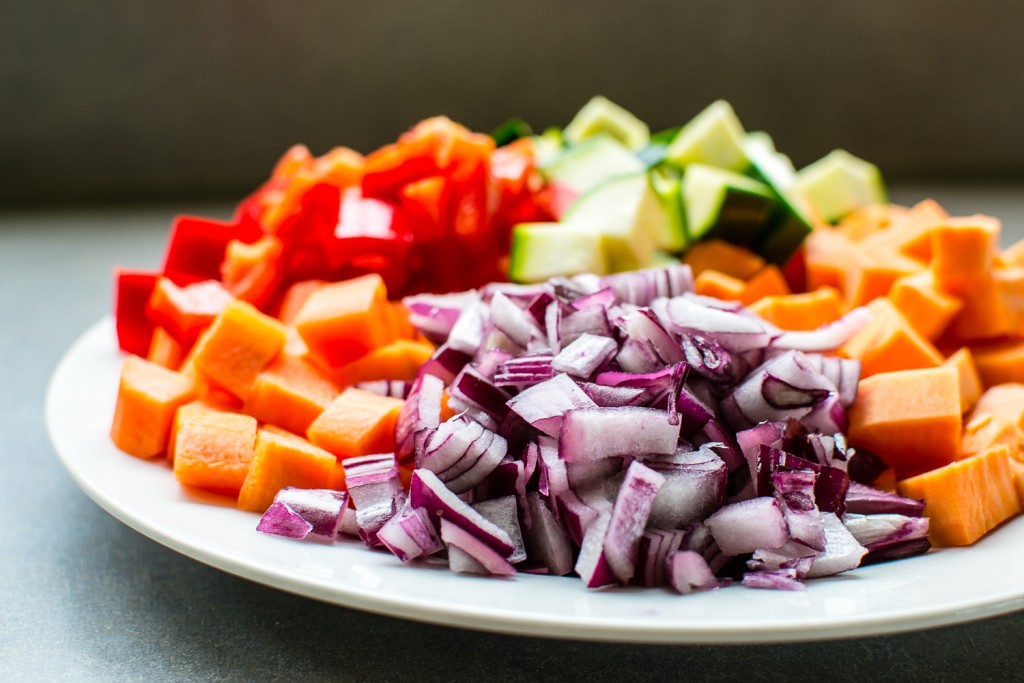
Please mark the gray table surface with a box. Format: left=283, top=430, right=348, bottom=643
left=4, top=186, right=1023, bottom=682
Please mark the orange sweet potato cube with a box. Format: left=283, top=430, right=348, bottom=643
left=839, top=299, right=944, bottom=377
left=243, top=354, right=341, bottom=437
left=306, top=388, right=404, bottom=459
left=237, top=428, right=339, bottom=513
left=110, top=356, right=196, bottom=459
left=294, top=273, right=397, bottom=368
left=192, top=299, right=288, bottom=400
left=888, top=271, right=962, bottom=341
left=171, top=408, right=258, bottom=495
left=930, top=215, right=1000, bottom=295
left=847, top=366, right=962, bottom=479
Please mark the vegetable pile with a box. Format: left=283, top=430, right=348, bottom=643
left=108, top=97, right=1024, bottom=596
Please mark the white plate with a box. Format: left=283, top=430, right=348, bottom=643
left=46, top=318, right=1024, bottom=643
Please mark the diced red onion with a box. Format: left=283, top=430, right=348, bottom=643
left=440, top=518, right=517, bottom=576
left=377, top=504, right=444, bottom=563
left=574, top=510, right=617, bottom=589
left=646, top=447, right=728, bottom=529
left=490, top=290, right=543, bottom=349
left=576, top=382, right=647, bottom=407
left=805, top=512, right=868, bottom=578
left=257, top=501, right=314, bottom=540
left=506, top=373, right=597, bottom=438
left=602, top=461, right=666, bottom=584
left=523, top=492, right=574, bottom=576
left=662, top=295, right=773, bottom=353
left=742, top=568, right=806, bottom=591
left=772, top=470, right=826, bottom=551
left=409, top=469, right=514, bottom=557
left=450, top=365, right=512, bottom=421
left=445, top=297, right=488, bottom=354
left=343, top=454, right=405, bottom=547
left=770, top=306, right=873, bottom=353
left=705, top=496, right=790, bottom=556
left=473, top=496, right=527, bottom=564
left=402, top=290, right=478, bottom=344
left=551, top=333, right=619, bottom=379
left=559, top=406, right=682, bottom=463
left=270, top=487, right=349, bottom=541
left=396, top=373, right=445, bottom=463
left=845, top=481, right=925, bottom=517
left=418, top=343, right=472, bottom=384
left=667, top=550, right=724, bottom=594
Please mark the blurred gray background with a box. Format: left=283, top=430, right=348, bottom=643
left=5, top=1, right=1024, bottom=206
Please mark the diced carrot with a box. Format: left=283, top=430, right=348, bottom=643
left=439, top=389, right=458, bottom=422
left=748, top=287, right=845, bottom=331
left=930, top=215, right=1000, bottom=295
left=897, top=445, right=1020, bottom=546
left=839, top=299, right=944, bottom=377
left=694, top=269, right=746, bottom=301
left=998, top=238, right=1024, bottom=268
left=844, top=245, right=923, bottom=308
left=294, top=273, right=397, bottom=368
left=969, top=339, right=1024, bottom=388
left=243, top=354, right=341, bottom=437
left=993, top=266, right=1024, bottom=336
left=171, top=408, right=258, bottom=495
left=803, top=227, right=851, bottom=292
left=960, top=383, right=1024, bottom=459
left=682, top=239, right=765, bottom=280
left=943, top=347, right=983, bottom=415
left=329, top=459, right=348, bottom=491
left=276, top=280, right=326, bottom=325
left=220, top=235, right=284, bottom=310
left=146, top=326, right=187, bottom=369
left=887, top=271, right=962, bottom=341
left=944, top=275, right=1016, bottom=342
left=328, top=339, right=435, bottom=387
left=110, top=356, right=195, bottom=459
left=837, top=203, right=907, bottom=242
left=306, top=388, right=404, bottom=459
left=389, top=301, right=420, bottom=341
left=192, top=300, right=288, bottom=400
left=847, top=366, right=962, bottom=479
left=860, top=198, right=947, bottom=263
left=1008, top=458, right=1024, bottom=507
left=236, top=428, right=339, bottom=513
left=739, top=265, right=790, bottom=305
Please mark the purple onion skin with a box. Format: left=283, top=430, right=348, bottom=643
left=257, top=502, right=314, bottom=540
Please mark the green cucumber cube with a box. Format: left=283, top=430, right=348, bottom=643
left=563, top=173, right=660, bottom=273
left=508, top=223, right=607, bottom=283
left=743, top=133, right=814, bottom=264
left=682, top=164, right=775, bottom=245
left=665, top=100, right=750, bottom=172
left=648, top=167, right=687, bottom=254
left=563, top=95, right=650, bottom=151
left=541, top=134, right=644, bottom=199
left=796, top=149, right=886, bottom=223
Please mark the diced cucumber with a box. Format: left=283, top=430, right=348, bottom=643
left=531, top=127, right=565, bottom=169
left=563, top=173, right=660, bottom=273
left=541, top=134, right=644, bottom=199
left=665, top=100, right=750, bottom=173
left=649, top=250, right=680, bottom=267
left=508, top=223, right=607, bottom=283
left=563, top=96, right=651, bottom=151
left=743, top=133, right=814, bottom=264
left=796, top=149, right=887, bottom=223
left=682, top=164, right=775, bottom=245
left=648, top=166, right=687, bottom=253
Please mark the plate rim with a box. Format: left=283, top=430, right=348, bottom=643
left=45, top=317, right=1024, bottom=644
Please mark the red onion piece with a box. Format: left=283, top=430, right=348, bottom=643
left=602, top=461, right=666, bottom=584
left=667, top=550, right=724, bottom=594
left=440, top=518, right=517, bottom=576
left=257, top=501, right=314, bottom=540
left=377, top=504, right=444, bottom=563
left=506, top=373, right=597, bottom=438
left=409, top=469, right=514, bottom=557
left=271, top=487, right=349, bottom=541
left=705, top=496, right=790, bottom=556
left=559, top=406, right=682, bottom=463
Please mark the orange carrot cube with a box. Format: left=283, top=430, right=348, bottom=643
left=171, top=408, right=258, bottom=495
left=888, top=271, right=962, bottom=341
left=306, top=388, right=404, bottom=459
left=110, top=356, right=196, bottom=459
left=844, top=245, right=923, bottom=308
left=748, top=287, right=845, bottom=331
left=243, top=354, right=341, bottom=437
left=839, top=299, right=944, bottom=377
left=847, top=366, right=962, bottom=479
left=682, top=239, right=765, bottom=280
left=930, top=215, right=1000, bottom=295
left=327, top=339, right=435, bottom=387
left=898, top=445, right=1020, bottom=546
left=970, top=339, right=1024, bottom=388
left=694, top=269, right=746, bottom=301
left=237, top=428, right=339, bottom=513
left=740, top=265, right=790, bottom=305
left=192, top=299, right=288, bottom=400
left=943, top=347, right=983, bottom=415
left=295, top=273, right=397, bottom=368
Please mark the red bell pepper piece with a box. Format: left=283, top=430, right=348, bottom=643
left=113, top=268, right=159, bottom=356
left=161, top=215, right=262, bottom=285
left=146, top=278, right=234, bottom=345
left=399, top=175, right=449, bottom=242
left=327, top=187, right=413, bottom=295
left=220, top=235, right=285, bottom=310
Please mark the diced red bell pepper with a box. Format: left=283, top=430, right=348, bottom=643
left=327, top=187, right=413, bottom=295
left=146, top=277, right=234, bottom=345
left=220, top=235, right=284, bottom=310
left=113, top=268, right=159, bottom=356
left=161, top=215, right=262, bottom=285
left=274, top=183, right=343, bottom=282
left=399, top=175, right=449, bottom=242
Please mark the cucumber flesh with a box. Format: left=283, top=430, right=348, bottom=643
left=796, top=149, right=887, bottom=223
left=648, top=166, right=687, bottom=253
left=508, top=223, right=607, bottom=283
left=682, top=164, right=775, bottom=245
left=665, top=100, right=750, bottom=173
left=743, top=133, right=814, bottom=264
left=563, top=173, right=660, bottom=273
left=563, top=96, right=650, bottom=151
left=541, top=134, right=644, bottom=199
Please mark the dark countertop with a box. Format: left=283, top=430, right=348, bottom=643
left=4, top=187, right=1023, bottom=682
